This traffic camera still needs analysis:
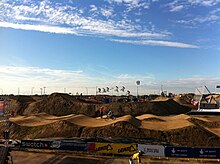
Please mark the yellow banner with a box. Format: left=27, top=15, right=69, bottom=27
left=95, top=143, right=137, bottom=155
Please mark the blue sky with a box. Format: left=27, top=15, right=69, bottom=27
left=0, top=0, right=220, bottom=95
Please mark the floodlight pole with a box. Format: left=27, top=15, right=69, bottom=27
left=136, top=81, right=140, bottom=98
left=31, top=87, right=34, bottom=95
left=43, top=87, right=46, bottom=95
left=40, top=88, right=43, bottom=96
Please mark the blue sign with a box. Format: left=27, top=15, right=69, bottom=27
left=165, top=146, right=194, bottom=158
left=52, top=141, right=88, bottom=151
left=193, top=148, right=220, bottom=158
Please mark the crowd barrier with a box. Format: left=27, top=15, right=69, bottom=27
left=20, top=140, right=220, bottom=158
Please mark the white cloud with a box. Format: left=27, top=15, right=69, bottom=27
left=177, top=14, right=220, bottom=27
left=0, top=1, right=168, bottom=40
left=90, top=5, right=98, bottom=11
left=111, top=39, right=199, bottom=48
left=188, top=0, right=220, bottom=7
left=159, top=76, right=220, bottom=93
left=108, top=0, right=140, bottom=5
left=0, top=66, right=219, bottom=95
left=0, top=66, right=87, bottom=94
left=100, top=7, right=114, bottom=17
left=170, top=5, right=184, bottom=12
left=0, top=22, right=78, bottom=35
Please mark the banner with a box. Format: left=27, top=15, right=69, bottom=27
left=95, top=143, right=137, bottom=155
left=95, top=143, right=114, bottom=154
left=50, top=140, right=88, bottom=151
left=21, top=140, right=52, bottom=149
left=0, top=101, right=5, bottom=116
left=87, top=142, right=95, bottom=151
left=165, top=146, right=194, bottom=158
left=193, top=148, right=220, bottom=158
left=138, top=144, right=165, bottom=157
left=0, top=101, right=5, bottom=110
left=114, top=143, right=137, bottom=155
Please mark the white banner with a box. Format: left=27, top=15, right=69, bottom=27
left=138, top=144, right=165, bottom=157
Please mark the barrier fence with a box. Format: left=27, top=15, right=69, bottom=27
left=19, top=140, right=220, bottom=158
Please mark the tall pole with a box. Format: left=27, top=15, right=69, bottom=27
left=31, top=87, right=34, bottom=95
left=43, top=87, right=46, bottom=95
left=136, top=81, right=140, bottom=98
left=40, top=88, right=43, bottom=96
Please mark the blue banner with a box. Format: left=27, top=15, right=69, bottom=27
left=165, top=146, right=194, bottom=158
left=193, top=148, right=220, bottom=158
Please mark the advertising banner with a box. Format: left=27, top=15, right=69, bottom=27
left=95, top=143, right=137, bottom=155
left=87, top=142, right=96, bottom=151
left=193, top=147, right=220, bottom=158
left=50, top=140, right=87, bottom=151
left=0, top=101, right=5, bottom=110
left=165, top=146, right=194, bottom=158
left=113, top=143, right=137, bottom=155
left=59, top=142, right=87, bottom=151
left=95, top=143, right=114, bottom=154
left=0, top=101, right=5, bottom=116
left=138, top=144, right=165, bottom=157
left=21, top=140, right=52, bottom=149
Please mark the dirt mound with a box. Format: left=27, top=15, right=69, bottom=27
left=9, top=93, right=192, bottom=117
left=143, top=117, right=165, bottom=122
left=7, top=120, right=83, bottom=139
left=10, top=96, right=37, bottom=115
left=188, top=117, right=220, bottom=128
left=104, top=99, right=191, bottom=117
left=22, top=93, right=97, bottom=116
left=3, top=113, right=220, bottom=147
left=148, top=99, right=191, bottom=115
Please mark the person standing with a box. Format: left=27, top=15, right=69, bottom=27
left=129, top=150, right=144, bottom=164
left=99, top=106, right=104, bottom=118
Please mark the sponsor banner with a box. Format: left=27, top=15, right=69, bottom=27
left=114, top=143, right=137, bottom=155
left=0, top=101, right=5, bottom=111
left=0, top=110, right=4, bottom=116
left=193, top=148, right=220, bottom=158
left=50, top=141, right=61, bottom=149
left=165, top=146, right=193, bottom=158
left=95, top=143, right=114, bottom=154
left=87, top=142, right=96, bottom=151
left=21, top=140, right=52, bottom=149
left=51, top=141, right=87, bottom=151
left=95, top=143, right=137, bottom=155
left=138, top=144, right=165, bottom=157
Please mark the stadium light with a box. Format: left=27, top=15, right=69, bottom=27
left=136, top=81, right=140, bottom=97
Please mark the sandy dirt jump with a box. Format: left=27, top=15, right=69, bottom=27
left=0, top=93, right=219, bottom=147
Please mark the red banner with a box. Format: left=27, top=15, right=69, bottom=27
left=0, top=101, right=6, bottom=111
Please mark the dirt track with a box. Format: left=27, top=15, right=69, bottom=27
left=4, top=113, right=220, bottom=147
left=0, top=93, right=219, bottom=147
